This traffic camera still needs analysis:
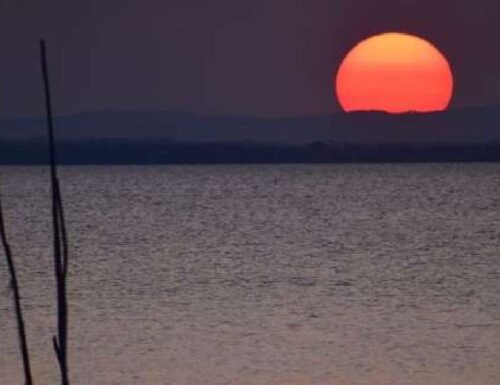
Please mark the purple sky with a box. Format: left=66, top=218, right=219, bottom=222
left=2, top=0, right=500, bottom=118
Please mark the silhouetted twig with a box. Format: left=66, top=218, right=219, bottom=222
left=40, top=39, right=70, bottom=385
left=0, top=188, right=33, bottom=385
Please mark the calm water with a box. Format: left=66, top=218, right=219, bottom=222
left=1, top=164, right=499, bottom=385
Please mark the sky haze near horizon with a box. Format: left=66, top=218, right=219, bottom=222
left=1, top=0, right=500, bottom=118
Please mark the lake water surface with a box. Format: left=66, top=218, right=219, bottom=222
left=1, top=164, right=499, bottom=385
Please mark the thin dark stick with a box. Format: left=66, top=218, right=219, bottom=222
left=0, top=192, right=33, bottom=384
left=55, top=184, right=69, bottom=278
left=40, top=39, right=70, bottom=385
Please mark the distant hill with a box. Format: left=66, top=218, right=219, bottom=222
left=1, top=106, right=500, bottom=145
left=1, top=107, right=500, bottom=164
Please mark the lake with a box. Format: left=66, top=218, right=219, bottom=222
left=1, top=164, right=499, bottom=385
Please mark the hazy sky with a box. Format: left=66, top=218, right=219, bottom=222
left=2, top=0, right=500, bottom=118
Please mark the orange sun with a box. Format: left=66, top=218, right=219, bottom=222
left=335, top=32, right=454, bottom=113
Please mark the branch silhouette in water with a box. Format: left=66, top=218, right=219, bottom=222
left=0, top=189, right=33, bottom=385
left=40, top=39, right=70, bottom=385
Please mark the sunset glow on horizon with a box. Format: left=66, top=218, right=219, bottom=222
left=335, top=32, right=454, bottom=113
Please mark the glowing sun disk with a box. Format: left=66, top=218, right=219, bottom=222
left=335, top=32, right=454, bottom=113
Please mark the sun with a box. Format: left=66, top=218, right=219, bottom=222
left=335, top=32, right=454, bottom=113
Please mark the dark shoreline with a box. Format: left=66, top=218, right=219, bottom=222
left=2, top=140, right=500, bottom=165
